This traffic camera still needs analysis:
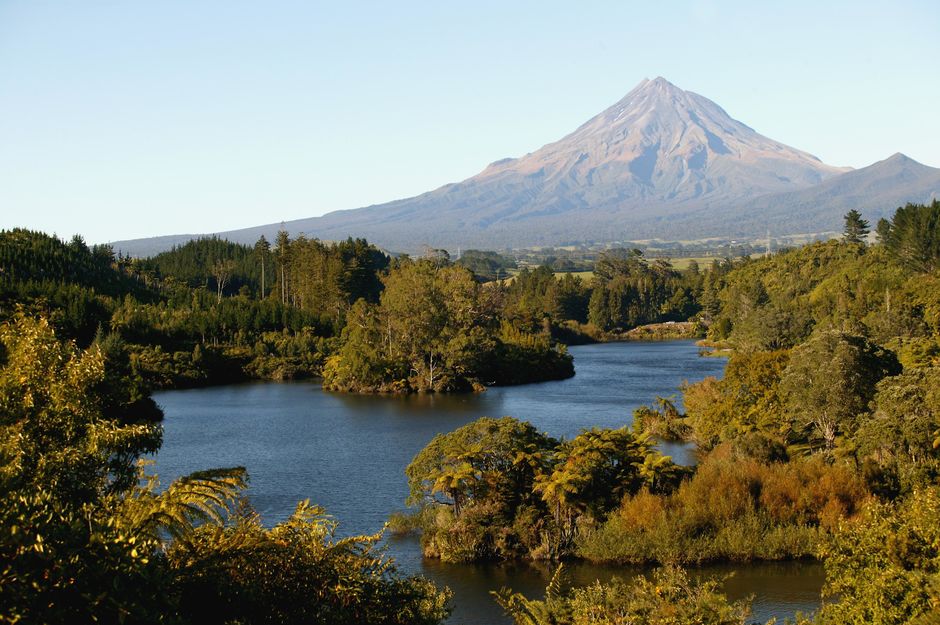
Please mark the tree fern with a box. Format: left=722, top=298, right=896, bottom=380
left=118, top=462, right=247, bottom=545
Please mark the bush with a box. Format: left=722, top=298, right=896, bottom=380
left=168, top=502, right=452, bottom=625
left=577, top=450, right=867, bottom=565
left=494, top=565, right=753, bottom=625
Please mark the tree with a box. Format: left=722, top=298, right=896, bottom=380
left=167, top=501, right=452, bottom=625
left=0, top=313, right=451, bottom=625
left=587, top=248, right=688, bottom=331
left=404, top=417, right=557, bottom=562
left=406, top=417, right=556, bottom=514
left=853, top=368, right=940, bottom=494
left=682, top=350, right=791, bottom=450
left=779, top=331, right=901, bottom=451
left=211, top=258, right=236, bottom=304
left=817, top=486, right=940, bottom=625
left=880, top=200, right=940, bottom=273
left=843, top=209, right=870, bottom=244
left=0, top=313, right=237, bottom=623
left=534, top=427, right=671, bottom=554
left=275, top=229, right=291, bottom=305
left=254, top=235, right=270, bottom=298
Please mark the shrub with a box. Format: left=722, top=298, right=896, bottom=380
left=577, top=450, right=867, bottom=565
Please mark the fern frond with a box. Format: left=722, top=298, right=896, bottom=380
left=120, top=466, right=247, bottom=545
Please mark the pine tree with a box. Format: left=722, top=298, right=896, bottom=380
left=843, top=209, right=870, bottom=244
left=254, top=235, right=270, bottom=299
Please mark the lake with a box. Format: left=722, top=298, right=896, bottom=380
left=152, top=341, right=823, bottom=624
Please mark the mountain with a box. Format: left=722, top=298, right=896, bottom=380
left=721, top=153, right=940, bottom=233
left=112, top=78, right=939, bottom=256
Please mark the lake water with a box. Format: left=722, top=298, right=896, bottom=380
left=152, top=341, right=823, bottom=624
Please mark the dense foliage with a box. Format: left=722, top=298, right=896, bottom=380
left=0, top=314, right=451, bottom=625
left=140, top=236, right=265, bottom=298
left=493, top=565, right=753, bottom=625
left=387, top=203, right=940, bottom=623
left=455, top=249, right=517, bottom=281
left=1, top=229, right=587, bottom=395
left=816, top=485, right=940, bottom=625
left=323, top=259, right=574, bottom=393
left=587, top=249, right=698, bottom=331
left=400, top=417, right=679, bottom=562
left=578, top=447, right=866, bottom=564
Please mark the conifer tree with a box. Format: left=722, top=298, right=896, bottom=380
left=843, top=209, right=870, bottom=244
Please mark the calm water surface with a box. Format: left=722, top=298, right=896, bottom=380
left=152, top=341, right=823, bottom=624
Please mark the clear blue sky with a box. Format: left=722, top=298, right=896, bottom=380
left=1, top=0, right=938, bottom=243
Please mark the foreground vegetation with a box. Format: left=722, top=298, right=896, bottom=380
left=0, top=314, right=451, bottom=624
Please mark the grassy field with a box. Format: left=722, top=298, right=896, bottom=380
left=487, top=257, right=720, bottom=285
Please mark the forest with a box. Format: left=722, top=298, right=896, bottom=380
left=2, top=201, right=940, bottom=624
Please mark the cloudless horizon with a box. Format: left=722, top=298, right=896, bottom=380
left=1, top=1, right=938, bottom=244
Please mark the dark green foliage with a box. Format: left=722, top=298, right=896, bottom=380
left=779, top=331, right=900, bottom=451
left=93, top=328, right=164, bottom=423
left=455, top=249, right=517, bottom=281
left=588, top=249, right=697, bottom=331
left=140, top=236, right=263, bottom=296
left=270, top=234, right=389, bottom=330
left=843, top=209, right=870, bottom=244
left=880, top=200, right=940, bottom=273
left=504, top=265, right=591, bottom=330
left=853, top=368, right=940, bottom=495
left=0, top=228, right=144, bottom=299
left=323, top=260, right=573, bottom=393
left=0, top=229, right=150, bottom=342
left=168, top=502, right=451, bottom=625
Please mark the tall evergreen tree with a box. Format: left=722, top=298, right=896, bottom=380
left=843, top=209, right=870, bottom=244
left=254, top=235, right=270, bottom=299
left=275, top=229, right=291, bottom=305
left=880, top=200, right=940, bottom=273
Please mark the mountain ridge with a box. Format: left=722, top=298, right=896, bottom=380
left=111, top=78, right=938, bottom=256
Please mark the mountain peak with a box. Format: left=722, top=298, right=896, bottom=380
left=648, top=75, right=678, bottom=89
left=497, top=75, right=848, bottom=199
left=117, top=77, right=937, bottom=256
left=620, top=75, right=685, bottom=104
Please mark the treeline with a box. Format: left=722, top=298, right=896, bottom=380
left=139, top=236, right=264, bottom=296
left=0, top=228, right=585, bottom=394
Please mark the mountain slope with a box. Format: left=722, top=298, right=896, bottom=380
left=723, top=153, right=940, bottom=233
left=112, top=78, right=937, bottom=255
